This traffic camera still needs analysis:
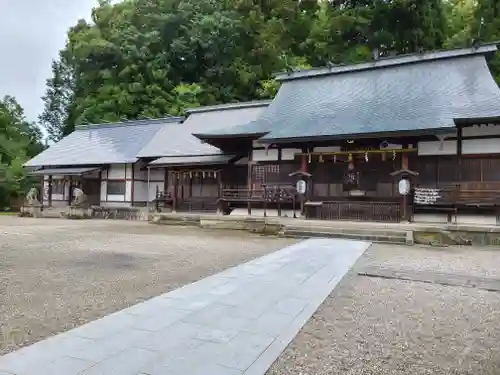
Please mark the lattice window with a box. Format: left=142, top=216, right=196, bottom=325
left=252, top=164, right=280, bottom=184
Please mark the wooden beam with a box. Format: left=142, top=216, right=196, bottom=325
left=247, top=149, right=252, bottom=215
left=48, top=175, right=53, bottom=208
left=297, top=148, right=418, bottom=157
left=130, top=164, right=135, bottom=206
left=457, top=126, right=463, bottom=181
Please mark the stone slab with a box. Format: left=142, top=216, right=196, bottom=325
left=0, top=238, right=370, bottom=375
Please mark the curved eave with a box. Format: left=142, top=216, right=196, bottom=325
left=454, top=116, right=500, bottom=126
left=193, top=131, right=269, bottom=140
left=256, top=128, right=455, bottom=144
left=186, top=100, right=272, bottom=114
left=193, top=132, right=270, bottom=151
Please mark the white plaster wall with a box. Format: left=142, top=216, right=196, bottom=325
left=455, top=214, right=497, bottom=226
left=229, top=208, right=300, bottom=218
left=107, top=194, right=125, bottom=202
left=463, top=138, right=500, bottom=155
left=100, top=181, right=107, bottom=201
left=148, top=181, right=164, bottom=202
left=252, top=140, right=266, bottom=148
left=412, top=213, right=449, bottom=224
left=64, top=182, right=70, bottom=200
left=133, top=181, right=162, bottom=203
left=125, top=181, right=132, bottom=202
left=313, top=146, right=341, bottom=152
left=108, top=164, right=126, bottom=179
left=418, top=139, right=500, bottom=155
left=281, top=148, right=302, bottom=161
left=133, top=181, right=148, bottom=202
left=418, top=140, right=457, bottom=156
left=463, top=124, right=500, bottom=137
left=252, top=149, right=279, bottom=162
left=134, top=163, right=148, bottom=180
left=418, top=125, right=500, bottom=156
left=149, top=169, right=165, bottom=181
left=104, top=164, right=131, bottom=204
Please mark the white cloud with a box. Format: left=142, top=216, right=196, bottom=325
left=0, top=0, right=97, bottom=121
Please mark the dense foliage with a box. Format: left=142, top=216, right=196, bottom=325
left=0, top=96, right=45, bottom=208
left=38, top=0, right=498, bottom=141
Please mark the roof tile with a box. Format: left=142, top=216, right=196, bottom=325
left=199, top=50, right=500, bottom=140
left=137, top=102, right=269, bottom=158
left=24, top=118, right=181, bottom=167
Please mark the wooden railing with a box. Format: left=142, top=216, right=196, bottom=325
left=177, top=198, right=218, bottom=213
left=221, top=185, right=297, bottom=203
left=414, top=182, right=500, bottom=208
left=221, top=189, right=264, bottom=201
left=305, top=200, right=401, bottom=223
left=220, top=185, right=298, bottom=217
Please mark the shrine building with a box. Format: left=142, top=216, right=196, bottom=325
left=25, top=43, right=500, bottom=224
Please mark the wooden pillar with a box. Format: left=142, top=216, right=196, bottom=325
left=457, top=126, right=463, bottom=182
left=173, top=171, right=178, bottom=212
left=300, top=147, right=309, bottom=216
left=131, top=164, right=135, bottom=207
left=48, top=175, right=53, bottom=208
left=401, top=147, right=408, bottom=170
left=39, top=176, right=44, bottom=210
left=98, top=171, right=102, bottom=205
left=217, top=169, right=222, bottom=198
left=68, top=176, right=73, bottom=205
left=402, top=145, right=409, bottom=222
left=301, top=154, right=308, bottom=173
left=247, top=149, right=252, bottom=215
left=164, top=168, right=168, bottom=194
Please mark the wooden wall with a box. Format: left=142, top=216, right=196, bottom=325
left=415, top=155, right=500, bottom=187
left=308, top=155, right=401, bottom=200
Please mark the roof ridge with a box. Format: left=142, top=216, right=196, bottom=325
left=275, top=42, right=499, bottom=82
left=75, top=116, right=183, bottom=130
left=186, top=100, right=272, bottom=114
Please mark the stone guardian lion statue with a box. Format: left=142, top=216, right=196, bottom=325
left=72, top=187, right=87, bottom=206
left=25, top=187, right=40, bottom=205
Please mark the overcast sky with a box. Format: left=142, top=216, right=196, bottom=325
left=0, top=0, right=97, bottom=121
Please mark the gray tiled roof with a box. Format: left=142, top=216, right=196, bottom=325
left=197, top=45, right=500, bottom=141
left=24, top=118, right=182, bottom=167
left=137, top=101, right=269, bottom=158
left=149, top=154, right=236, bottom=167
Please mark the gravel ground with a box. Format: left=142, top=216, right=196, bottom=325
left=0, top=217, right=296, bottom=355
left=268, top=243, right=500, bottom=375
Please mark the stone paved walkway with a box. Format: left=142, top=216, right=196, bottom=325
left=0, top=238, right=370, bottom=375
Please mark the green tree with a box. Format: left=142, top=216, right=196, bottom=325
left=0, top=96, right=45, bottom=207
left=474, top=0, right=500, bottom=83
left=42, top=0, right=490, bottom=138
left=39, top=50, right=76, bottom=141
left=443, top=0, right=476, bottom=47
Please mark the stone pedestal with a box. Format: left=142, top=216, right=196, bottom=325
left=66, top=205, right=93, bottom=219
left=19, top=204, right=42, bottom=218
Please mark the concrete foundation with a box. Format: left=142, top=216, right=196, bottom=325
left=150, top=212, right=500, bottom=247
